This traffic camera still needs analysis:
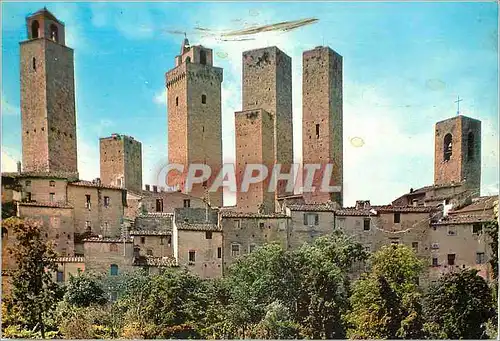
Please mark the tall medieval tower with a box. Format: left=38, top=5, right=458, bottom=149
left=242, top=47, right=294, bottom=199
left=302, top=46, right=343, bottom=206
left=20, top=8, right=78, bottom=174
left=434, top=115, right=481, bottom=196
left=166, top=39, right=223, bottom=207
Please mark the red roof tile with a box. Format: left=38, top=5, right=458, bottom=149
left=69, top=180, right=123, bottom=190
left=18, top=201, right=73, bottom=209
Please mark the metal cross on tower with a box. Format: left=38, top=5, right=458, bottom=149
left=455, top=95, right=463, bottom=116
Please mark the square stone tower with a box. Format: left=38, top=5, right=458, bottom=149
left=20, top=8, right=78, bottom=174
left=235, top=109, right=275, bottom=213
left=302, top=46, right=343, bottom=206
left=242, top=47, right=293, bottom=199
left=434, top=115, right=481, bottom=196
left=166, top=39, right=223, bottom=207
left=100, top=134, right=143, bottom=193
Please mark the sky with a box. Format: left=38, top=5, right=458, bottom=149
left=1, top=1, right=498, bottom=207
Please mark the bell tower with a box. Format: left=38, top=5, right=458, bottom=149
left=20, top=8, right=78, bottom=174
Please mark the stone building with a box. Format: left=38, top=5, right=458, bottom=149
left=235, top=109, right=276, bottom=213
left=302, top=47, right=343, bottom=205
left=165, top=38, right=223, bottom=207
left=20, top=8, right=78, bottom=174
left=242, top=46, right=294, bottom=199
left=100, top=133, right=143, bottom=193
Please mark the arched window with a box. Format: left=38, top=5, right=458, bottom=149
left=31, top=20, right=39, bottom=39
left=201, top=94, right=206, bottom=104
left=185, top=56, right=191, bottom=63
left=110, top=264, right=118, bottom=276
left=443, top=133, right=452, bottom=161
left=32, top=57, right=36, bottom=71
left=49, top=24, right=58, bottom=42
left=200, top=50, right=207, bottom=65
left=467, top=132, right=474, bottom=161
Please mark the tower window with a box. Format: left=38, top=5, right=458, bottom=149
left=32, top=57, right=36, bottom=71
left=202, top=94, right=206, bottom=104
left=200, top=50, right=207, bottom=65
left=316, top=124, right=320, bottom=138
left=156, top=198, right=163, bottom=212
left=467, top=132, right=474, bottom=161
left=49, top=24, right=58, bottom=42
left=176, top=97, right=179, bottom=107
left=443, top=133, right=452, bottom=161
left=183, top=199, right=190, bottom=208
left=31, top=20, right=39, bottom=39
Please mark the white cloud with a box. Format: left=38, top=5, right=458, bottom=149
left=1, top=93, right=20, bottom=116
left=1, top=148, right=20, bottom=172
left=153, top=89, right=167, bottom=105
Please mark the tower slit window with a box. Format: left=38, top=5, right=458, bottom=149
left=443, top=133, right=452, bottom=161
left=200, top=50, right=207, bottom=65
left=202, top=94, right=206, bottom=104
left=32, top=57, right=36, bottom=71
left=467, top=132, right=474, bottom=161
left=316, top=124, right=320, bottom=138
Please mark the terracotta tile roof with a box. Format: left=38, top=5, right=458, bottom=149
left=130, top=230, right=172, bottom=236
left=394, top=182, right=465, bottom=199
left=423, top=191, right=469, bottom=202
left=432, top=214, right=495, bottom=225
left=449, top=196, right=498, bottom=214
left=221, top=211, right=289, bottom=218
left=18, top=201, right=73, bottom=209
left=139, top=212, right=174, bottom=218
left=334, top=208, right=373, bottom=216
left=177, top=223, right=221, bottom=231
left=2, top=171, right=78, bottom=180
left=31, top=8, right=62, bottom=23
left=287, top=203, right=336, bottom=212
left=69, top=180, right=123, bottom=190
left=372, top=205, right=435, bottom=213
left=83, top=237, right=133, bottom=243
left=277, top=194, right=304, bottom=200
left=134, top=256, right=177, bottom=267
left=55, top=256, right=85, bottom=263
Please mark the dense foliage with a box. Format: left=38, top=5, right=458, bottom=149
left=2, top=219, right=498, bottom=339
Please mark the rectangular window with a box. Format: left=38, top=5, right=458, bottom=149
left=235, top=220, right=241, bottom=229
left=304, top=213, right=319, bottom=226
left=85, top=195, right=91, bottom=209
left=363, top=219, right=371, bottom=231
left=390, top=239, right=400, bottom=245
left=26, top=180, right=31, bottom=187
left=412, top=242, right=418, bottom=252
left=26, top=192, right=32, bottom=201
left=156, top=199, right=163, bottom=212
left=189, top=250, right=196, bottom=263
left=476, top=252, right=485, bottom=264
left=140, top=236, right=145, bottom=244
left=447, top=226, right=456, bottom=236
left=160, top=237, right=164, bottom=245
left=205, top=231, right=212, bottom=239
left=183, top=199, right=191, bottom=208
left=394, top=213, right=401, bottom=223
left=472, top=223, right=483, bottom=234
left=49, top=180, right=55, bottom=187
left=49, top=193, right=55, bottom=202
left=249, top=244, right=257, bottom=253
left=432, top=257, right=439, bottom=267
left=56, top=271, right=64, bottom=283
left=337, top=218, right=345, bottom=229
left=147, top=249, right=153, bottom=256
left=259, top=222, right=264, bottom=229
left=104, top=196, right=110, bottom=207
left=167, top=235, right=172, bottom=245
left=231, top=244, right=240, bottom=257
left=85, top=221, right=91, bottom=232
left=110, top=264, right=118, bottom=276
left=217, top=247, right=222, bottom=259
left=447, top=254, right=456, bottom=266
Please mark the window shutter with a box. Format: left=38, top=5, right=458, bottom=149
left=303, top=214, right=308, bottom=225
left=314, top=214, right=319, bottom=225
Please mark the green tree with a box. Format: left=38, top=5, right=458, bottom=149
left=63, top=272, right=107, bottom=307
left=423, top=269, right=495, bottom=339
left=254, top=301, right=300, bottom=339
left=3, top=217, right=60, bottom=338
left=346, top=244, right=426, bottom=339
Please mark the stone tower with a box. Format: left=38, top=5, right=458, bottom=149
left=235, top=109, right=275, bottom=213
left=302, top=46, right=343, bottom=205
left=242, top=47, right=293, bottom=199
left=100, top=134, right=143, bottom=193
left=434, top=115, right=481, bottom=195
left=166, top=39, right=223, bottom=207
left=20, top=8, right=78, bottom=174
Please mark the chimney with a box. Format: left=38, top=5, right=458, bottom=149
left=355, top=200, right=366, bottom=210
left=145, top=184, right=150, bottom=191
left=363, top=200, right=371, bottom=209
left=16, top=161, right=21, bottom=174
left=153, top=185, right=158, bottom=193
left=410, top=188, right=414, bottom=193
left=93, top=178, right=101, bottom=186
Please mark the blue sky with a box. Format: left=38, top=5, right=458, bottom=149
left=2, top=1, right=498, bottom=206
